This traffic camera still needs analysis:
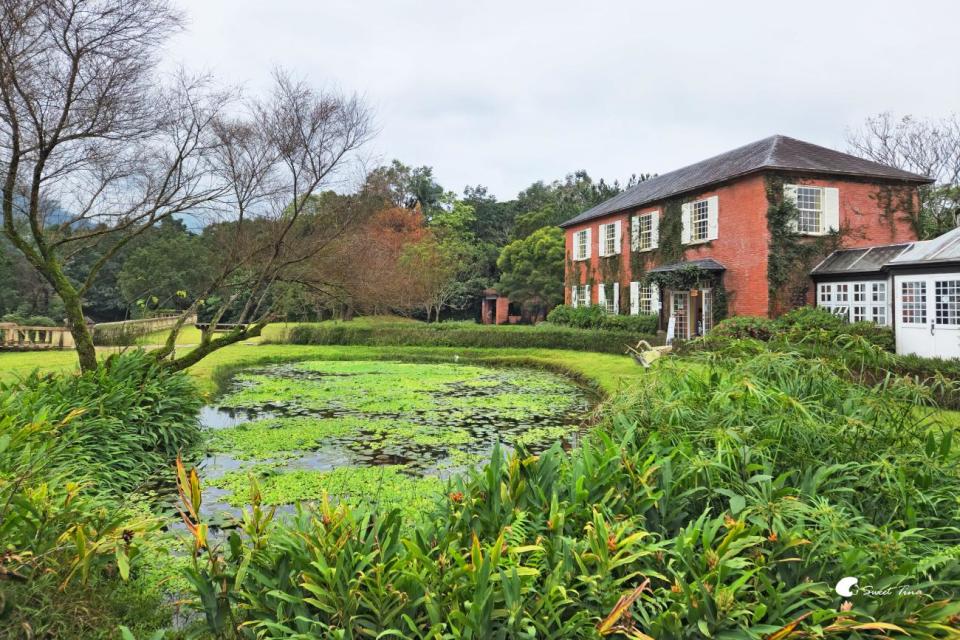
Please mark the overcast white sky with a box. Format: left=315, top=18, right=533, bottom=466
left=165, top=1, right=960, bottom=200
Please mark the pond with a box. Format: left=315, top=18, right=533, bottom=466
left=196, top=360, right=593, bottom=521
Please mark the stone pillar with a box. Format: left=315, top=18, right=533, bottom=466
left=495, top=298, right=509, bottom=325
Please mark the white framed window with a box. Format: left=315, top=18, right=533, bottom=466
left=871, top=282, right=887, bottom=325
left=819, top=280, right=889, bottom=326
left=835, top=283, right=848, bottom=303
left=796, top=186, right=823, bottom=234
left=597, top=221, right=622, bottom=257
left=631, top=211, right=658, bottom=252
left=819, top=283, right=832, bottom=304
left=573, top=229, right=591, bottom=261
left=629, top=281, right=659, bottom=316
left=691, top=199, right=710, bottom=242
left=935, top=279, right=960, bottom=326
left=597, top=283, right=619, bottom=315
left=681, top=196, right=718, bottom=244
left=571, top=284, right=590, bottom=308
left=901, top=281, right=927, bottom=325
left=785, top=184, right=840, bottom=235
left=701, top=289, right=714, bottom=333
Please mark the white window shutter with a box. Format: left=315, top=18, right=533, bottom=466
left=824, top=187, right=840, bottom=232
left=584, top=284, right=590, bottom=306
left=629, top=281, right=639, bottom=315
left=707, top=196, right=719, bottom=241
left=630, top=216, right=639, bottom=251
left=612, top=282, right=620, bottom=314
left=651, top=283, right=661, bottom=313
left=597, top=284, right=605, bottom=308
left=597, top=225, right=606, bottom=257
left=571, top=285, right=578, bottom=307
left=614, top=220, right=622, bottom=254
left=681, top=203, right=692, bottom=244
left=784, top=184, right=799, bottom=232
left=650, top=211, right=660, bottom=249
left=585, top=228, right=592, bottom=259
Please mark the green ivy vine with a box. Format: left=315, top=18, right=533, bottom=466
left=765, top=175, right=844, bottom=316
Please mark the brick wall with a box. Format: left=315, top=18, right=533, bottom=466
left=564, top=171, right=919, bottom=319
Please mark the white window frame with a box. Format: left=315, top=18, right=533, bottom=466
left=817, top=281, right=890, bottom=326
left=631, top=211, right=659, bottom=252
left=573, top=229, right=591, bottom=261
left=681, top=196, right=718, bottom=245
left=598, top=221, right=622, bottom=257
left=785, top=184, right=839, bottom=235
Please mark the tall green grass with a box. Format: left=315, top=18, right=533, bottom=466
left=0, top=351, right=203, bottom=637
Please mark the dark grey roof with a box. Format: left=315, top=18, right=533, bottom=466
left=560, top=135, right=934, bottom=228
left=811, top=243, right=913, bottom=276
left=888, top=226, right=960, bottom=266
left=648, top=258, right=726, bottom=273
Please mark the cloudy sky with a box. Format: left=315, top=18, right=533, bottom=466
left=166, top=0, right=960, bottom=200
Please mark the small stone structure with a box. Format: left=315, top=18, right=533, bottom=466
left=0, top=323, right=76, bottom=350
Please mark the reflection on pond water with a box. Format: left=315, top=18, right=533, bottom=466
left=195, top=360, right=593, bottom=521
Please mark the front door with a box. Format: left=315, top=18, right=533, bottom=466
left=894, top=273, right=960, bottom=359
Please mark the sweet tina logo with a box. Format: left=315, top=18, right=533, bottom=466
left=835, top=577, right=858, bottom=597
left=834, top=576, right=924, bottom=598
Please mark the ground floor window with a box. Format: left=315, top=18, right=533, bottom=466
left=571, top=284, right=590, bottom=308
left=935, top=279, right=960, bottom=325
left=598, top=282, right=619, bottom=314
left=701, top=289, right=713, bottom=333
left=817, top=281, right=889, bottom=326
left=900, top=281, right=926, bottom=324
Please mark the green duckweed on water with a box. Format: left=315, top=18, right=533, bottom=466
left=200, top=360, right=591, bottom=513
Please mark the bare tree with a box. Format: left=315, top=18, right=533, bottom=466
left=150, top=71, right=373, bottom=371
left=0, top=0, right=374, bottom=372
left=847, top=113, right=960, bottom=236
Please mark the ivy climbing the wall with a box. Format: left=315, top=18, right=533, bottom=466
left=873, top=183, right=920, bottom=237
left=765, top=175, right=844, bottom=316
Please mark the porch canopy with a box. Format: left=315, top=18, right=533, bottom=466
left=647, top=258, right=726, bottom=274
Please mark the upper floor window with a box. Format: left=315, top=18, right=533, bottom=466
left=573, top=229, right=591, bottom=261
left=598, top=221, right=621, bottom=257
left=631, top=211, right=658, bottom=251
left=681, top=196, right=718, bottom=244
left=785, top=184, right=840, bottom=235
left=796, top=186, right=823, bottom=234
left=691, top=200, right=710, bottom=242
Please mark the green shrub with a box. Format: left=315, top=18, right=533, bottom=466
left=775, top=306, right=895, bottom=351
left=2, top=350, right=203, bottom=492
left=0, top=312, right=57, bottom=326
left=0, top=352, right=203, bottom=633
left=546, top=304, right=659, bottom=334
left=711, top=315, right=776, bottom=340
left=285, top=321, right=659, bottom=353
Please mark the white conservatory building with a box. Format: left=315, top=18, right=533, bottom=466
left=811, top=226, right=960, bottom=359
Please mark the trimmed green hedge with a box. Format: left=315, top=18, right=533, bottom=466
left=282, top=321, right=659, bottom=354
left=546, top=304, right=659, bottom=334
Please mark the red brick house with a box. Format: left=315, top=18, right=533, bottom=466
left=560, top=135, right=932, bottom=339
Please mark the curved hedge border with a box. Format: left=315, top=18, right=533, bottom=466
left=279, top=322, right=659, bottom=355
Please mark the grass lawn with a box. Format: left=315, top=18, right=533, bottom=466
left=0, top=323, right=652, bottom=398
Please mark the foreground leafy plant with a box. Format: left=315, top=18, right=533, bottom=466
left=178, top=340, right=960, bottom=638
